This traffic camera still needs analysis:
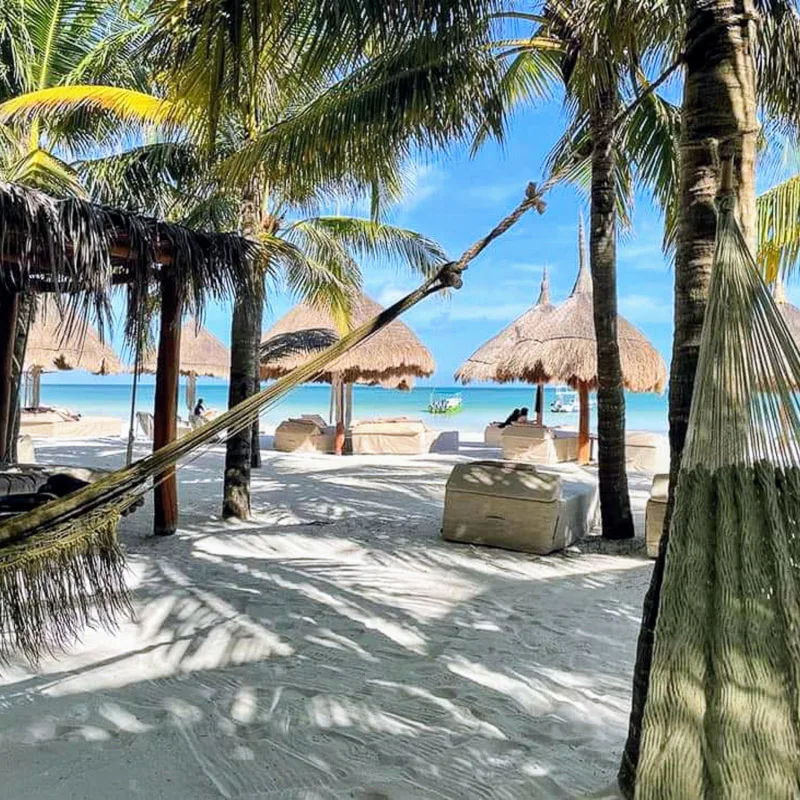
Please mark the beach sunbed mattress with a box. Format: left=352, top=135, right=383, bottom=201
left=442, top=460, right=597, bottom=554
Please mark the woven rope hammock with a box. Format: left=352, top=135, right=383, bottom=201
left=0, top=184, right=546, bottom=664
left=635, top=186, right=800, bottom=796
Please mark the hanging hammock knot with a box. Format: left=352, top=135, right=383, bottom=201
left=525, top=182, right=547, bottom=214
left=437, top=262, right=464, bottom=290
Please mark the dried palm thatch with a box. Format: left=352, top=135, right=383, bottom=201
left=497, top=225, right=666, bottom=392
left=0, top=181, right=258, bottom=341
left=0, top=186, right=542, bottom=664
left=260, top=291, right=434, bottom=388
left=635, top=189, right=800, bottom=797
left=454, top=267, right=554, bottom=384
left=141, top=320, right=229, bottom=379
left=24, top=298, right=123, bottom=376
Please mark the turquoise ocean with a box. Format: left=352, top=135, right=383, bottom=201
left=37, top=381, right=668, bottom=434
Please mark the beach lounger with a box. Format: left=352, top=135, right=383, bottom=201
left=350, top=417, right=436, bottom=455
left=484, top=423, right=504, bottom=447
left=136, top=411, right=155, bottom=439
left=17, top=435, right=35, bottom=463
left=626, top=431, right=669, bottom=473
left=645, top=473, right=669, bottom=558
left=274, top=417, right=335, bottom=453
left=500, top=422, right=578, bottom=464
left=20, top=408, right=122, bottom=439
left=442, top=460, right=598, bottom=555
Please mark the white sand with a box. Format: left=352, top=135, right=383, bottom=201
left=0, top=434, right=655, bottom=799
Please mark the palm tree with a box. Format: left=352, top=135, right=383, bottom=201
left=619, top=1, right=800, bottom=794
left=135, top=0, right=509, bottom=519
left=486, top=2, right=679, bottom=540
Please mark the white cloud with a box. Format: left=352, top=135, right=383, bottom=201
left=619, top=294, right=673, bottom=324
left=618, top=241, right=668, bottom=271
left=377, top=286, right=409, bottom=307
left=467, top=182, right=524, bottom=205
left=398, top=162, right=445, bottom=211
left=508, top=262, right=546, bottom=274
left=404, top=297, right=529, bottom=328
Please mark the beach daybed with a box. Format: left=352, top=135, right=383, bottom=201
left=442, top=460, right=598, bottom=555
left=501, top=423, right=579, bottom=464
left=645, top=473, right=669, bottom=558
left=20, top=408, right=122, bottom=439
left=0, top=464, right=143, bottom=518
left=135, top=412, right=192, bottom=441
left=484, top=422, right=504, bottom=447
left=274, top=416, right=335, bottom=453
left=350, top=417, right=438, bottom=455
left=626, top=431, right=669, bottom=473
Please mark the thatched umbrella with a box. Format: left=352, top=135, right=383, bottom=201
left=23, top=300, right=123, bottom=407
left=261, top=291, right=434, bottom=452
left=142, top=319, right=229, bottom=412
left=496, top=218, right=667, bottom=464
left=455, top=267, right=554, bottom=424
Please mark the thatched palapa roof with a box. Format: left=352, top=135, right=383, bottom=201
left=141, top=320, right=230, bottom=378
left=498, top=220, right=667, bottom=392
left=0, top=182, right=259, bottom=334
left=261, top=291, right=434, bottom=387
left=455, top=267, right=554, bottom=384
left=24, top=298, right=123, bottom=375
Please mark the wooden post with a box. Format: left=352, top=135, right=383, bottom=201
left=334, top=376, right=345, bottom=455
left=153, top=273, right=182, bottom=536
left=32, top=367, right=41, bottom=408
left=534, top=383, right=544, bottom=426
left=0, top=287, right=19, bottom=463
left=578, top=382, right=591, bottom=465
left=185, top=371, right=196, bottom=412
left=345, top=382, right=353, bottom=427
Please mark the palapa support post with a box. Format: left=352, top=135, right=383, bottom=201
left=185, top=371, right=197, bottom=412
left=334, top=377, right=345, bottom=455
left=153, top=272, right=182, bottom=536
left=0, top=286, right=19, bottom=463
left=345, top=383, right=353, bottom=428
left=578, top=382, right=591, bottom=465
left=534, top=382, right=544, bottom=426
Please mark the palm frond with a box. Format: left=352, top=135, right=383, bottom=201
left=757, top=174, right=800, bottom=281
left=220, top=32, right=507, bottom=189
left=287, top=217, right=448, bottom=276
left=0, top=85, right=187, bottom=131
left=7, top=147, right=85, bottom=197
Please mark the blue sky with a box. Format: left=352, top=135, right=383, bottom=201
left=49, top=94, right=750, bottom=386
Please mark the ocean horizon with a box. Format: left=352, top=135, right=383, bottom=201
left=35, top=380, right=669, bottom=435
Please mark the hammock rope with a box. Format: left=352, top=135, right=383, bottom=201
left=635, top=178, right=800, bottom=797
left=0, top=184, right=547, bottom=663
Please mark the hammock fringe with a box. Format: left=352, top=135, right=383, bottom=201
left=0, top=506, right=131, bottom=664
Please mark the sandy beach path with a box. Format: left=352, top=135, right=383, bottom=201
left=0, top=437, right=653, bottom=799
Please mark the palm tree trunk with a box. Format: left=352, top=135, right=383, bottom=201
left=591, top=94, right=634, bottom=540
left=223, top=290, right=259, bottom=519
left=250, top=282, right=263, bottom=469
left=618, top=2, right=757, bottom=795
left=223, top=188, right=262, bottom=518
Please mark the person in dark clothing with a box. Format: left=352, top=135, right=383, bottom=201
left=518, top=406, right=530, bottom=423
left=193, top=398, right=205, bottom=418
left=499, top=408, right=521, bottom=428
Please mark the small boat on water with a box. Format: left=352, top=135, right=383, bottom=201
left=427, top=391, right=463, bottom=414
left=550, top=388, right=595, bottom=414
left=551, top=388, right=579, bottom=413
